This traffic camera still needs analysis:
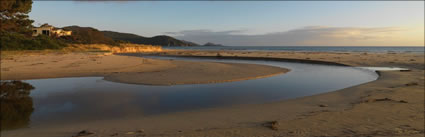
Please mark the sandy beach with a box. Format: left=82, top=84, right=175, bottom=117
left=2, top=1, right=423, bottom=136
left=1, top=50, right=424, bottom=137
left=0, top=51, right=288, bottom=85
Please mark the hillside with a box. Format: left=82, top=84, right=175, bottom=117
left=62, top=26, right=117, bottom=45
left=59, top=26, right=199, bottom=46
left=102, top=31, right=199, bottom=46
left=101, top=31, right=146, bottom=44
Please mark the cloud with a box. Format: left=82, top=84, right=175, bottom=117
left=165, top=29, right=248, bottom=36
left=165, top=26, right=418, bottom=46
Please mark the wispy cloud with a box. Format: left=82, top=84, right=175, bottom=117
left=166, top=26, right=419, bottom=46
left=165, top=29, right=248, bottom=36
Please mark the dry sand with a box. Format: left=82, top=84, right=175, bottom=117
left=158, top=50, right=424, bottom=70
left=1, top=50, right=424, bottom=137
left=0, top=51, right=288, bottom=85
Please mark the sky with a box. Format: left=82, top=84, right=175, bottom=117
left=30, top=1, right=424, bottom=46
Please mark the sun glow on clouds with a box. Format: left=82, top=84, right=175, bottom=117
left=167, top=26, right=424, bottom=46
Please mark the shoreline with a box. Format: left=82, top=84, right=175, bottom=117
left=1, top=50, right=423, bottom=137
left=0, top=52, right=289, bottom=85
left=120, top=53, right=351, bottom=66
left=156, top=49, right=425, bottom=70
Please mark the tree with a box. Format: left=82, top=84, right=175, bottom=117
left=0, top=0, right=34, bottom=34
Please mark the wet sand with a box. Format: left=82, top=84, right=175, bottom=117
left=0, top=52, right=288, bottom=85
left=1, top=50, right=424, bottom=137
left=158, top=50, right=424, bottom=70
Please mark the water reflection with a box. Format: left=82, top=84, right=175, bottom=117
left=0, top=81, right=35, bottom=130
left=5, top=58, right=378, bottom=131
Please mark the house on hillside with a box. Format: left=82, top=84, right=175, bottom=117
left=32, top=24, right=53, bottom=36
left=32, top=24, right=72, bottom=37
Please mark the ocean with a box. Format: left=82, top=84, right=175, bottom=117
left=164, top=46, right=424, bottom=53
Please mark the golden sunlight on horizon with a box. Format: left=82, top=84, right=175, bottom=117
left=306, top=25, right=424, bottom=46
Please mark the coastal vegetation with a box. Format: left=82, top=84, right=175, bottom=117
left=1, top=32, right=67, bottom=50
left=0, top=0, right=66, bottom=51
left=0, top=0, right=33, bottom=34
left=65, top=43, right=163, bottom=53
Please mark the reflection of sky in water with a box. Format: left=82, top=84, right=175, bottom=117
left=23, top=58, right=378, bottom=128
left=33, top=102, right=75, bottom=115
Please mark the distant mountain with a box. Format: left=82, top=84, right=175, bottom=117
left=102, top=31, right=199, bottom=47
left=203, top=42, right=224, bottom=46
left=62, top=26, right=117, bottom=45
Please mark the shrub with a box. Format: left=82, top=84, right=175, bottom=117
left=0, top=32, right=67, bottom=50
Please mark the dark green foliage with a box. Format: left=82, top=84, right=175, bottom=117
left=0, top=32, right=67, bottom=50
left=0, top=81, right=35, bottom=130
left=0, top=0, right=34, bottom=34
left=0, top=0, right=59, bottom=51
left=0, top=0, right=32, bottom=14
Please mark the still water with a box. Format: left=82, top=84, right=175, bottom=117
left=2, top=57, right=378, bottom=130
